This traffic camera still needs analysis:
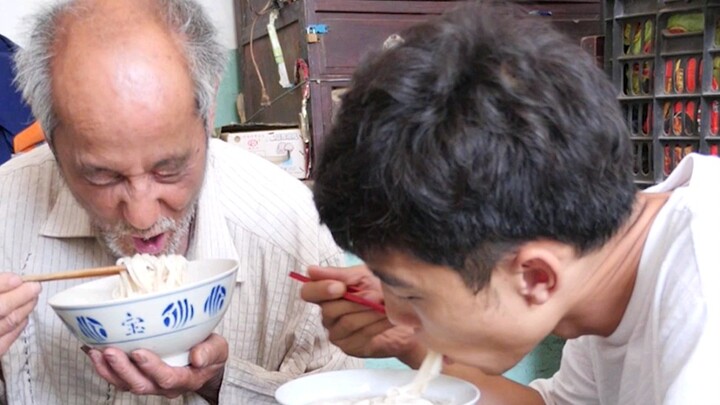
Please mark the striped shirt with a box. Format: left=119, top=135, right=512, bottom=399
left=0, top=139, right=362, bottom=404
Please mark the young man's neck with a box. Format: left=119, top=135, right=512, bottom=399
left=554, top=191, right=671, bottom=338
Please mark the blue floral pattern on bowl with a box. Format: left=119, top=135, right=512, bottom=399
left=203, top=285, right=227, bottom=316
left=76, top=316, right=108, bottom=342
left=162, top=299, right=194, bottom=329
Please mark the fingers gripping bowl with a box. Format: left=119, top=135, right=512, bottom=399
left=48, top=258, right=238, bottom=366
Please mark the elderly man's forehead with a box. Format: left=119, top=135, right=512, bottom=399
left=52, top=0, right=177, bottom=49
left=55, top=0, right=160, bottom=26
left=49, top=0, right=194, bottom=116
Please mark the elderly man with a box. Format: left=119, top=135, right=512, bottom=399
left=0, top=0, right=360, bottom=403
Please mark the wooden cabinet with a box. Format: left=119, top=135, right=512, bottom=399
left=236, top=0, right=601, bottom=177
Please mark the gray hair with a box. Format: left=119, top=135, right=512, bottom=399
left=13, top=0, right=227, bottom=145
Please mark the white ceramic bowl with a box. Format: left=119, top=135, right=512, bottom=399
left=275, top=369, right=480, bottom=405
left=48, top=258, right=238, bottom=367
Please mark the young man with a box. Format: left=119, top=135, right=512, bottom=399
left=1, top=0, right=360, bottom=403
left=301, top=3, right=719, bottom=404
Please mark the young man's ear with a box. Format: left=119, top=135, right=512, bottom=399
left=511, top=244, right=560, bottom=306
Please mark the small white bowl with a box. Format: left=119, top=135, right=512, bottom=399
left=48, top=258, right=238, bottom=366
left=275, top=369, right=480, bottom=405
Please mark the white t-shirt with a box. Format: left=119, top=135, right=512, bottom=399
left=530, top=154, right=720, bottom=405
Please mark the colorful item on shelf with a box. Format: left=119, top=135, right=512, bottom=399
left=673, top=145, right=683, bottom=167
left=643, top=20, right=654, bottom=53
left=672, top=102, right=683, bottom=135
left=623, top=23, right=631, bottom=53
left=686, top=58, right=697, bottom=93
left=674, top=59, right=684, bottom=93
left=665, top=60, right=673, bottom=93
left=666, top=13, right=704, bottom=34
left=631, top=22, right=642, bottom=54
left=641, top=61, right=652, bottom=94
left=626, top=63, right=641, bottom=95
left=624, top=20, right=654, bottom=55
left=643, top=104, right=652, bottom=135
left=685, top=100, right=696, bottom=136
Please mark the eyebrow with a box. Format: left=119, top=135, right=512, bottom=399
left=151, top=154, right=191, bottom=171
left=80, top=153, right=191, bottom=174
left=369, top=267, right=414, bottom=289
left=78, top=164, right=118, bottom=177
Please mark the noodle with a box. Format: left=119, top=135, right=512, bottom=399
left=113, top=254, right=188, bottom=299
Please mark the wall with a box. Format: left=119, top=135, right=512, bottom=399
left=0, top=0, right=241, bottom=128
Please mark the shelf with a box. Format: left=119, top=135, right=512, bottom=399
left=617, top=94, right=654, bottom=101
left=659, top=50, right=703, bottom=57
left=608, top=1, right=720, bottom=185
left=657, top=5, right=704, bottom=15
left=655, top=93, right=702, bottom=99
left=616, top=53, right=655, bottom=61
left=612, top=11, right=658, bottom=20
left=659, top=136, right=702, bottom=141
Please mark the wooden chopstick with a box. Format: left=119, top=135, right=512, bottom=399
left=22, top=265, right=125, bottom=282
left=289, top=271, right=386, bottom=314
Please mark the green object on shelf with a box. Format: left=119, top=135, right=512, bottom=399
left=667, top=13, right=704, bottom=34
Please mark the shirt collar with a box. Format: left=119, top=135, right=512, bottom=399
left=40, top=181, right=95, bottom=238
left=183, top=145, right=244, bottom=282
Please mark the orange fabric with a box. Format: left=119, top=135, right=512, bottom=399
left=13, top=121, right=45, bottom=153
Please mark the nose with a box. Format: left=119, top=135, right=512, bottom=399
left=121, top=176, right=161, bottom=231
left=383, top=294, right=422, bottom=331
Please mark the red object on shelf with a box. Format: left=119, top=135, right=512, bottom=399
left=642, top=104, right=652, bottom=135
left=687, top=58, right=697, bottom=93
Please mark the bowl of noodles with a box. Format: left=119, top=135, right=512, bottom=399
left=275, top=351, right=480, bottom=405
left=48, top=255, right=238, bottom=366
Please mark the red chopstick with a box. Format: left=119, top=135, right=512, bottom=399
left=289, top=271, right=386, bottom=314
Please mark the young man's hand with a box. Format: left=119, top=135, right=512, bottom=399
left=300, top=265, right=425, bottom=366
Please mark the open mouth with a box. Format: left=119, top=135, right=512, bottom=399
left=131, top=233, right=168, bottom=255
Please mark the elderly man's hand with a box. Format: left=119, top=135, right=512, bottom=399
left=300, top=265, right=424, bottom=367
left=0, top=273, right=41, bottom=355
left=84, top=333, right=227, bottom=403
